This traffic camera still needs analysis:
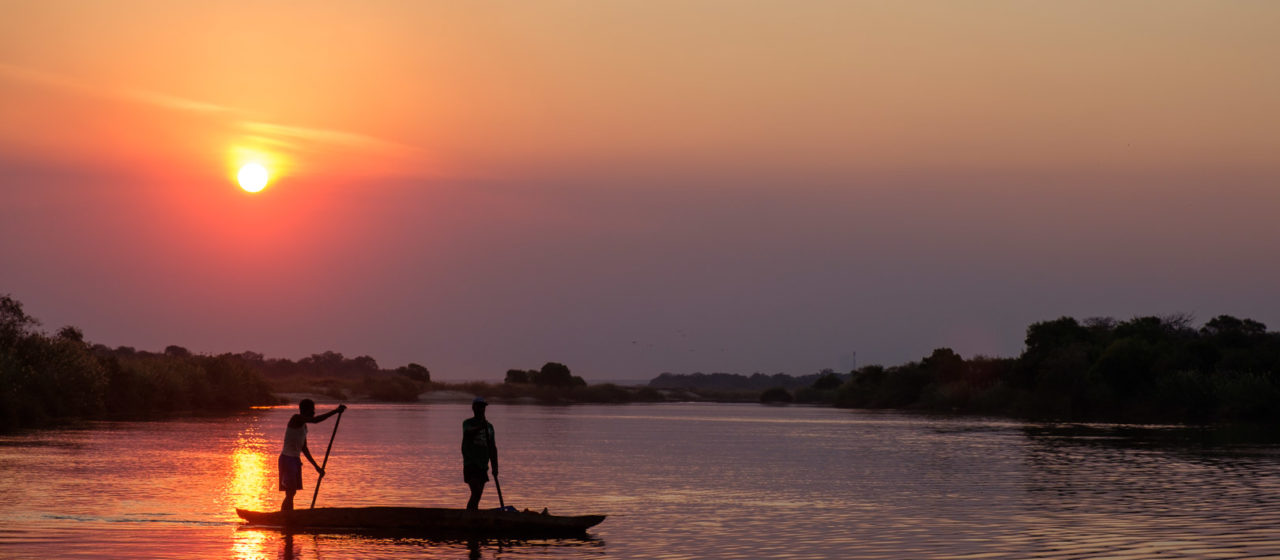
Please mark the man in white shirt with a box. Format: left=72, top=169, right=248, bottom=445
left=279, top=399, right=346, bottom=511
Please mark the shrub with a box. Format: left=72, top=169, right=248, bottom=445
left=366, top=374, right=423, bottom=402
left=504, top=369, right=531, bottom=384
left=760, top=387, right=793, bottom=403
left=396, top=363, right=431, bottom=383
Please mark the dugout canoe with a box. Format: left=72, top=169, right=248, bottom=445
left=235, top=507, right=606, bottom=537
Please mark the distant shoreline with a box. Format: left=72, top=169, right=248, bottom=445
left=6, top=291, right=1280, bottom=431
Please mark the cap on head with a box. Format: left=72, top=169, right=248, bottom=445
left=472, top=396, right=488, bottom=406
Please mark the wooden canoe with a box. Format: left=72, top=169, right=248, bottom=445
left=235, top=507, right=606, bottom=537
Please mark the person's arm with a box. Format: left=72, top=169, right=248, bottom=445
left=488, top=425, right=498, bottom=476
left=302, top=440, right=323, bottom=475
left=305, top=404, right=347, bottom=424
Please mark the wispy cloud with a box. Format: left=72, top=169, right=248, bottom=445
left=0, top=61, right=416, bottom=157
left=0, top=61, right=235, bottom=114
left=0, top=62, right=106, bottom=100
left=122, top=89, right=234, bottom=114
left=240, top=121, right=417, bottom=153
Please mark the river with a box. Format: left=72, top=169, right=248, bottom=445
left=2, top=402, right=1279, bottom=559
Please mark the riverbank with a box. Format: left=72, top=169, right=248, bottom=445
left=6, top=292, right=1279, bottom=430
left=833, top=315, right=1280, bottom=425
left=268, top=379, right=743, bottom=406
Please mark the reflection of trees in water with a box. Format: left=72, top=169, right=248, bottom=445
left=1019, top=424, right=1280, bottom=516
left=1009, top=423, right=1280, bottom=558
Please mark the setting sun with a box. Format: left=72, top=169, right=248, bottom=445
left=237, top=163, right=269, bottom=193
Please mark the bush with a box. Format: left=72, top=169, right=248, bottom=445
left=794, top=386, right=835, bottom=404
left=365, top=374, right=423, bottom=402
left=533, top=362, right=579, bottom=387
left=396, top=363, right=431, bottom=383
left=0, top=294, right=280, bottom=430
left=505, top=369, right=531, bottom=384
left=1152, top=370, right=1215, bottom=422
left=811, top=372, right=842, bottom=390
left=760, top=387, right=793, bottom=403
left=1212, top=372, right=1280, bottom=422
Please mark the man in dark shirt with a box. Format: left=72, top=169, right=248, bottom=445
left=461, top=396, right=498, bottom=510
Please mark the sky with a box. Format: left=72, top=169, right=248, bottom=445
left=2, top=1, right=1279, bottom=381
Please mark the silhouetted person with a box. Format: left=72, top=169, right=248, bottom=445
left=462, top=396, right=498, bottom=510
left=279, top=399, right=345, bottom=511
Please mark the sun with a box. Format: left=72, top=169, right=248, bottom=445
left=237, top=162, right=269, bottom=193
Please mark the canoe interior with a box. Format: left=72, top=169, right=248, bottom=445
left=235, top=506, right=606, bottom=537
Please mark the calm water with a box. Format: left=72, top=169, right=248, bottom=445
left=2, top=402, right=1280, bottom=559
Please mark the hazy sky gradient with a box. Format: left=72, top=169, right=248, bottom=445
left=3, top=1, right=1278, bottom=380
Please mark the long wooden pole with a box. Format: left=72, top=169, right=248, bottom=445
left=310, top=409, right=344, bottom=509
left=488, top=423, right=503, bottom=509
left=494, top=473, right=505, bottom=508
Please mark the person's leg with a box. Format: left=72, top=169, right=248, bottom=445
left=279, top=454, right=300, bottom=511
left=466, top=480, right=485, bottom=510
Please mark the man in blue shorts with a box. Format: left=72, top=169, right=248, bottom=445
left=279, top=399, right=345, bottom=511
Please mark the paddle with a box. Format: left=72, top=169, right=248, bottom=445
left=310, top=408, right=344, bottom=509
left=493, top=471, right=515, bottom=512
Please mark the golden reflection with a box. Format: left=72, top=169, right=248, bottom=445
left=229, top=436, right=272, bottom=511
left=228, top=423, right=274, bottom=560
left=230, top=527, right=270, bottom=560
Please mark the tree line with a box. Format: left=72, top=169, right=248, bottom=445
left=8, top=289, right=1278, bottom=428
left=1, top=295, right=276, bottom=431
left=649, top=370, right=848, bottom=391
left=0, top=293, right=655, bottom=431
left=833, top=314, right=1280, bottom=423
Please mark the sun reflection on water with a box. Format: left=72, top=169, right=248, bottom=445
left=227, top=425, right=272, bottom=512
left=231, top=528, right=272, bottom=560
left=228, top=424, right=274, bottom=560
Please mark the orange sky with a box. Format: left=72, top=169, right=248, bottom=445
left=5, top=2, right=1277, bottom=177
left=2, top=1, right=1279, bottom=379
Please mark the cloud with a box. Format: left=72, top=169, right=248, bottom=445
left=0, top=61, right=235, bottom=114
left=239, top=121, right=417, bottom=153
left=0, top=61, right=416, bottom=158
left=122, top=89, right=234, bottom=114
left=0, top=62, right=90, bottom=94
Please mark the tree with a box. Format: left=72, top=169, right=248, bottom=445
left=1115, top=316, right=1171, bottom=342
left=164, top=345, right=192, bottom=358
left=302, top=351, right=345, bottom=375
left=922, top=348, right=966, bottom=383
left=533, top=362, right=576, bottom=387
left=1024, top=317, right=1091, bottom=357
left=1091, top=338, right=1157, bottom=400
left=812, top=371, right=842, bottom=390
left=505, top=369, right=530, bottom=384
left=760, top=387, right=793, bottom=403
left=350, top=355, right=380, bottom=375
left=396, top=363, right=431, bottom=383
left=0, top=294, right=37, bottom=341
left=57, top=326, right=85, bottom=344
left=1201, top=315, right=1267, bottom=344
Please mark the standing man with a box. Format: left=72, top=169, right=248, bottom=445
left=462, top=396, right=498, bottom=510
left=279, top=399, right=346, bottom=511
